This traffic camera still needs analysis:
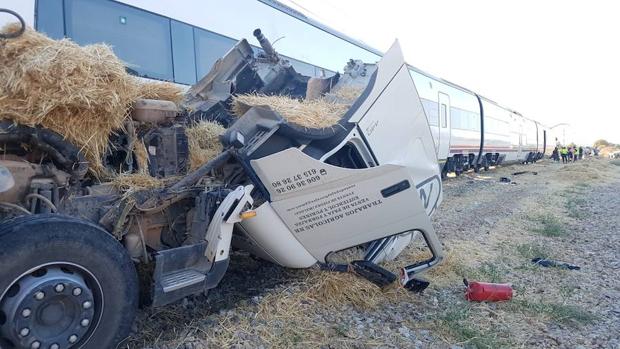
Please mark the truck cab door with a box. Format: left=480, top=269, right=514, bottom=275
left=249, top=41, right=442, bottom=262
left=250, top=148, right=436, bottom=262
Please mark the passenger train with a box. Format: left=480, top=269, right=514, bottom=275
left=2, top=0, right=560, bottom=176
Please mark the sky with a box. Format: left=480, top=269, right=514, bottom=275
left=280, top=0, right=620, bottom=145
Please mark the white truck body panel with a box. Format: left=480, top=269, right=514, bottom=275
left=251, top=148, right=434, bottom=262
left=238, top=202, right=318, bottom=268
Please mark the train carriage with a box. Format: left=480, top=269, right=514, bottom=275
left=409, top=68, right=483, bottom=175
left=520, top=115, right=541, bottom=163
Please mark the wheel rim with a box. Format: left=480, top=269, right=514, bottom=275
left=0, top=263, right=104, bottom=349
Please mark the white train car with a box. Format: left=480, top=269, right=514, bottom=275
left=410, top=68, right=483, bottom=175
left=479, top=98, right=515, bottom=165
left=478, top=99, right=545, bottom=168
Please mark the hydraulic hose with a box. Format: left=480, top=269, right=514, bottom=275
left=0, top=9, right=26, bottom=39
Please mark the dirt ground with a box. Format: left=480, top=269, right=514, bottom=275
left=126, top=157, right=620, bottom=349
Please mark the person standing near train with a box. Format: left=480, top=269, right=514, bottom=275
left=573, top=146, right=579, bottom=161
left=560, top=146, right=568, bottom=163
left=578, top=146, right=584, bottom=159
left=552, top=147, right=560, bottom=162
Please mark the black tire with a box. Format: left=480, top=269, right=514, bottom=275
left=0, top=214, right=138, bottom=349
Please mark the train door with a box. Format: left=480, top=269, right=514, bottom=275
left=437, top=92, right=451, bottom=158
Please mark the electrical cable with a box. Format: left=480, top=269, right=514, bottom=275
left=24, top=193, right=58, bottom=213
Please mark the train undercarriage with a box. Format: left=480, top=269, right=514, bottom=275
left=442, top=150, right=543, bottom=178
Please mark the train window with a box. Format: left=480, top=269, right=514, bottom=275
left=194, top=28, right=237, bottom=80
left=64, top=0, right=174, bottom=81
left=171, top=21, right=197, bottom=85
left=421, top=99, right=439, bottom=126
left=36, top=0, right=65, bottom=40
left=440, top=104, right=447, bottom=128
left=286, top=57, right=318, bottom=77
left=450, top=107, right=480, bottom=131
left=486, top=117, right=494, bottom=133
left=450, top=108, right=460, bottom=129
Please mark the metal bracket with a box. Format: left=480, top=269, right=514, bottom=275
left=399, top=228, right=443, bottom=289
left=204, top=185, right=254, bottom=263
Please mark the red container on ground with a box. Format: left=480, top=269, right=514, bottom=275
left=465, top=281, right=513, bottom=302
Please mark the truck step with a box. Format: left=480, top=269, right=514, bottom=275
left=151, top=242, right=211, bottom=306
left=161, top=269, right=206, bottom=293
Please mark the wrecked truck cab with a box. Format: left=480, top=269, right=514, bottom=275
left=0, top=23, right=442, bottom=348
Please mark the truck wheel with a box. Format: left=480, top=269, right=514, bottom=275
left=0, top=214, right=138, bottom=349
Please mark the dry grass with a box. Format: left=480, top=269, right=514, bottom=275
left=0, top=24, right=183, bottom=174
left=556, top=157, right=618, bottom=182
left=185, top=121, right=225, bottom=170
left=231, top=86, right=363, bottom=129
left=217, top=270, right=403, bottom=347
left=302, top=270, right=390, bottom=309
left=598, top=145, right=620, bottom=157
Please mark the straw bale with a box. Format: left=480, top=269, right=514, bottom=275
left=0, top=24, right=183, bottom=174
left=110, top=173, right=163, bottom=192
left=185, top=121, right=225, bottom=170
left=232, top=93, right=353, bottom=129
left=137, top=81, right=184, bottom=105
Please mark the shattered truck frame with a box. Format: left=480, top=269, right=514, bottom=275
left=0, top=23, right=443, bottom=349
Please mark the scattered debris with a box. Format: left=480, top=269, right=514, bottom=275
left=350, top=260, right=397, bottom=287
left=512, top=170, right=538, bottom=175
left=400, top=273, right=430, bottom=293
left=499, top=177, right=511, bottom=183
left=532, top=257, right=581, bottom=270
left=318, top=260, right=397, bottom=288
left=464, top=279, right=513, bottom=302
